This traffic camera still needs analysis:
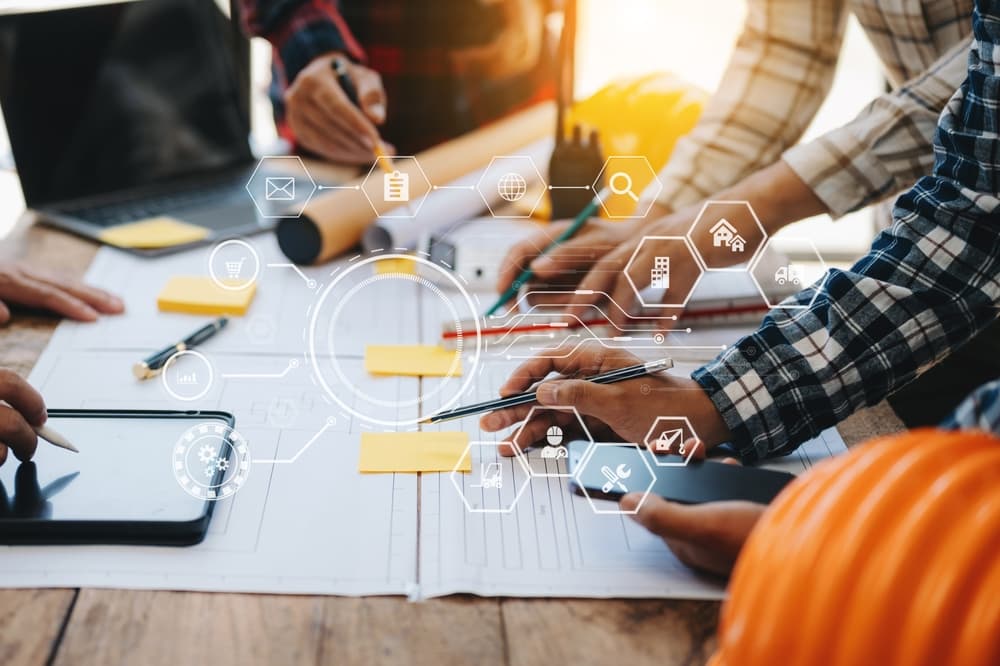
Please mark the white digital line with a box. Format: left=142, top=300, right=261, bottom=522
left=548, top=185, right=591, bottom=190
left=432, top=185, right=476, bottom=190
left=318, top=184, right=361, bottom=190
left=266, top=262, right=318, bottom=289
left=522, top=337, right=725, bottom=359
left=252, top=418, right=336, bottom=464
left=222, top=358, right=300, bottom=380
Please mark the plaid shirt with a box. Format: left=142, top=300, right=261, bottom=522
left=943, top=380, right=1000, bottom=431
left=693, top=0, right=1000, bottom=462
left=647, top=0, right=973, bottom=218
left=240, top=0, right=554, bottom=155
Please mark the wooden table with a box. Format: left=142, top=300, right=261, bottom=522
left=0, top=221, right=904, bottom=666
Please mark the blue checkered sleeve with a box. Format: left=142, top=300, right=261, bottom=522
left=942, top=380, right=1000, bottom=431
left=693, top=0, right=1000, bottom=463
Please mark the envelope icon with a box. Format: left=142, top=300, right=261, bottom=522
left=265, top=176, right=295, bottom=201
left=654, top=428, right=684, bottom=453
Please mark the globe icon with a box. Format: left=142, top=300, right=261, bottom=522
left=497, top=172, right=527, bottom=202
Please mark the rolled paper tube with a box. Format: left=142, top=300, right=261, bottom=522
left=277, top=101, right=556, bottom=265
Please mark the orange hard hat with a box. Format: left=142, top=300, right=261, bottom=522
left=711, top=428, right=1000, bottom=666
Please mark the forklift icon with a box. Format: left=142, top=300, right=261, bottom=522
left=471, top=462, right=503, bottom=489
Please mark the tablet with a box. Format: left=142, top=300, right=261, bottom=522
left=0, top=409, right=237, bottom=546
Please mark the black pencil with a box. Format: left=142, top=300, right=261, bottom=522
left=420, top=358, right=673, bottom=424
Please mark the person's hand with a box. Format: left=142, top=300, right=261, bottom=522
left=494, top=218, right=643, bottom=301
left=620, top=443, right=761, bottom=577
left=561, top=208, right=710, bottom=327
left=0, top=263, right=124, bottom=323
left=285, top=53, right=392, bottom=164
left=479, top=344, right=731, bottom=454
left=623, top=492, right=765, bottom=577
left=0, top=369, right=46, bottom=467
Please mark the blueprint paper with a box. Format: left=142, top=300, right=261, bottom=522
left=0, top=238, right=847, bottom=599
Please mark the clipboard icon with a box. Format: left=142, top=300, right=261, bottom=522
left=383, top=170, right=409, bottom=202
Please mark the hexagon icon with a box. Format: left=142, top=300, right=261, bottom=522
left=245, top=155, right=318, bottom=218
left=593, top=155, right=662, bottom=219
left=572, top=442, right=657, bottom=515
left=624, top=235, right=704, bottom=308
left=750, top=237, right=829, bottom=310
left=361, top=155, right=431, bottom=219
left=450, top=441, right=532, bottom=514
left=643, top=416, right=700, bottom=467
left=476, top=155, right=545, bottom=218
left=686, top=200, right=767, bottom=271
left=511, top=405, right=594, bottom=478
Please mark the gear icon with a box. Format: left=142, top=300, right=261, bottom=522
left=215, top=457, right=230, bottom=472
left=198, top=444, right=217, bottom=464
left=203, top=465, right=216, bottom=478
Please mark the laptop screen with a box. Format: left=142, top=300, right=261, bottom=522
left=0, top=0, right=252, bottom=207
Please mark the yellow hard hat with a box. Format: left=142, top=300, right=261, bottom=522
left=535, top=72, right=705, bottom=219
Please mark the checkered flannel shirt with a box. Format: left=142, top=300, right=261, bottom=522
left=943, top=380, right=1000, bottom=431
left=240, top=0, right=553, bottom=155
left=646, top=0, right=974, bottom=218
left=693, top=0, right=1000, bottom=462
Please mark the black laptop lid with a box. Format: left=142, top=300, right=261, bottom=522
left=0, top=0, right=252, bottom=207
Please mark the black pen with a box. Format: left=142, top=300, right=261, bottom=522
left=133, top=317, right=228, bottom=380
left=331, top=55, right=393, bottom=172
left=420, top=358, right=673, bottom=424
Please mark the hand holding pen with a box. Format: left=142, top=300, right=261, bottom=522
left=283, top=52, right=392, bottom=164
left=0, top=369, right=76, bottom=467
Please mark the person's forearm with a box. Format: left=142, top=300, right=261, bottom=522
left=709, top=159, right=828, bottom=235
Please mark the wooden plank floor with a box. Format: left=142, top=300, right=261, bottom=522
left=0, top=223, right=902, bottom=665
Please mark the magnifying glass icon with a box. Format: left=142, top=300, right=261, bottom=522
left=608, top=171, right=639, bottom=202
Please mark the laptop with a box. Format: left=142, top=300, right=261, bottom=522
left=0, top=0, right=272, bottom=256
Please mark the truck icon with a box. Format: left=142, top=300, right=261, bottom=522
left=471, top=462, right=503, bottom=489
left=774, top=264, right=805, bottom=286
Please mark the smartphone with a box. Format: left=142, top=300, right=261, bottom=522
left=567, top=441, right=795, bottom=505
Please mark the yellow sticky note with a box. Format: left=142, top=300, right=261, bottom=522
left=365, top=345, right=462, bottom=377
left=98, top=217, right=209, bottom=249
left=374, top=257, right=417, bottom=275
left=359, top=431, right=471, bottom=473
left=157, top=276, right=256, bottom=316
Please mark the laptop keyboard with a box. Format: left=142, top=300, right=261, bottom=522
left=54, top=177, right=247, bottom=227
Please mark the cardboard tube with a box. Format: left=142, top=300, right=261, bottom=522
left=276, top=102, right=555, bottom=265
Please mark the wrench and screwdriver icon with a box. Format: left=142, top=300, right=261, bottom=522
left=600, top=464, right=632, bottom=493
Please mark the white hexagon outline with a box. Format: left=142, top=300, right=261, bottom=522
left=685, top=200, right=767, bottom=272
left=591, top=155, right=663, bottom=219
left=572, top=442, right=657, bottom=515
left=642, top=415, right=700, bottom=467
left=361, top=155, right=431, bottom=219
left=475, top=155, right=546, bottom=219
left=748, top=236, right=829, bottom=310
left=623, top=235, right=705, bottom=308
left=510, top=405, right=595, bottom=479
left=245, top=155, right=317, bottom=219
left=449, top=440, right=532, bottom=514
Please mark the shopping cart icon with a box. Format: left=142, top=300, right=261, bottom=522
left=225, top=257, right=246, bottom=279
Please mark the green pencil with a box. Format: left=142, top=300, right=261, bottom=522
left=485, top=186, right=609, bottom=317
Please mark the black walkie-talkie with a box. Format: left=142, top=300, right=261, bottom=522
left=548, top=0, right=604, bottom=220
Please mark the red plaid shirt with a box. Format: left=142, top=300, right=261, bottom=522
left=241, top=0, right=555, bottom=155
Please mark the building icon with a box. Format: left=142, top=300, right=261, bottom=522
left=650, top=256, right=670, bottom=289
left=710, top=218, right=746, bottom=253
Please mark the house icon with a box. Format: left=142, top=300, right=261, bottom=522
left=729, top=234, right=746, bottom=253
left=710, top=218, right=738, bottom=247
